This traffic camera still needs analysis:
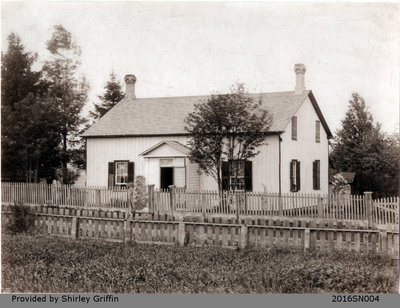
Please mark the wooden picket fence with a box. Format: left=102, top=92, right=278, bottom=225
left=1, top=182, right=398, bottom=230
left=1, top=204, right=398, bottom=259
left=1, top=182, right=129, bottom=208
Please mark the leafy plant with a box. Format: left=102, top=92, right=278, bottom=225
left=133, top=176, right=148, bottom=211
left=7, top=202, right=33, bottom=233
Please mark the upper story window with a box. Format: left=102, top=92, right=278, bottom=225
left=291, top=116, right=297, bottom=140
left=315, top=120, right=321, bottom=143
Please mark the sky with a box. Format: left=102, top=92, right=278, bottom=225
left=1, top=1, right=399, bottom=135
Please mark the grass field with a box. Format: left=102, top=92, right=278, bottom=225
left=1, top=233, right=398, bottom=293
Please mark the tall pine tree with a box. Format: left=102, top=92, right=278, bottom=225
left=1, top=33, right=59, bottom=182
left=43, top=25, right=89, bottom=182
left=90, top=72, right=124, bottom=119
left=330, top=93, right=390, bottom=195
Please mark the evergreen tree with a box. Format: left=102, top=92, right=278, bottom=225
left=90, top=72, right=124, bottom=119
left=330, top=93, right=394, bottom=195
left=43, top=25, right=89, bottom=181
left=1, top=33, right=57, bottom=182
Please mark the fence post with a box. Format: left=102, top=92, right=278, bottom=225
left=127, top=183, right=135, bottom=213
left=147, top=184, right=155, bottom=214
left=278, top=193, right=283, bottom=216
left=304, top=228, right=310, bottom=252
left=379, top=230, right=388, bottom=255
left=178, top=221, right=186, bottom=246
left=317, top=196, right=323, bottom=218
left=71, top=209, right=80, bottom=239
left=364, top=192, right=373, bottom=229
left=169, top=185, right=176, bottom=215
left=124, top=218, right=131, bottom=243
left=240, top=224, right=248, bottom=249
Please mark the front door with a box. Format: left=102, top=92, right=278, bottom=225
left=160, top=167, right=173, bottom=190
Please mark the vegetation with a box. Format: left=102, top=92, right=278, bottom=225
left=330, top=93, right=399, bottom=197
left=2, top=234, right=397, bottom=293
left=185, top=85, right=271, bottom=192
left=90, top=72, right=124, bottom=119
left=1, top=26, right=89, bottom=183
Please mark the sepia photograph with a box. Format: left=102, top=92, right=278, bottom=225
left=1, top=1, right=399, bottom=297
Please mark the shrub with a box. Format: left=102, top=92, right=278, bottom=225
left=7, top=202, right=33, bottom=233
left=133, top=176, right=148, bottom=211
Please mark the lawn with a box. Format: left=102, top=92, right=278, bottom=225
left=1, top=233, right=398, bottom=293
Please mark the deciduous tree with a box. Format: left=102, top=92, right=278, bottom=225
left=185, top=85, right=271, bottom=192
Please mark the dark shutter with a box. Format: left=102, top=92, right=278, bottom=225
left=128, top=162, right=135, bottom=184
left=244, top=161, right=252, bottom=192
left=290, top=160, right=295, bottom=192
left=296, top=160, right=301, bottom=191
left=108, top=162, right=115, bottom=188
left=313, top=161, right=317, bottom=189
left=292, top=116, right=297, bottom=140
left=315, top=121, right=320, bottom=142
left=221, top=161, right=229, bottom=191
left=316, top=160, right=320, bottom=189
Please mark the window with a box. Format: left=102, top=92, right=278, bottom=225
left=313, top=160, right=320, bottom=190
left=291, top=116, right=297, bottom=140
left=115, top=161, right=128, bottom=185
left=231, top=160, right=245, bottom=191
left=315, top=120, right=320, bottom=143
left=290, top=160, right=300, bottom=192
left=222, top=160, right=252, bottom=191
left=108, top=161, right=134, bottom=188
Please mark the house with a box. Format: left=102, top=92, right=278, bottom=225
left=82, top=64, right=333, bottom=194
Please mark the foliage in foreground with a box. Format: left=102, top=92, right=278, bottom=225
left=2, top=234, right=397, bottom=293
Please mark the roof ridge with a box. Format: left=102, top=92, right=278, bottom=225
left=121, top=90, right=305, bottom=101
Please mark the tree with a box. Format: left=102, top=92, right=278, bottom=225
left=184, top=84, right=271, bottom=192
left=330, top=93, right=395, bottom=195
left=42, top=25, right=89, bottom=180
left=1, top=33, right=58, bottom=182
left=90, top=72, right=124, bottom=119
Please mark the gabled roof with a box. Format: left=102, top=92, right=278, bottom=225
left=140, top=140, right=191, bottom=156
left=83, top=90, right=332, bottom=138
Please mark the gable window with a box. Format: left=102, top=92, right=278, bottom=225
left=221, top=160, right=252, bottom=191
left=291, top=116, right=297, bottom=140
left=313, top=160, right=320, bottom=190
left=108, top=161, right=134, bottom=188
left=315, top=120, right=321, bottom=143
left=290, top=160, right=300, bottom=192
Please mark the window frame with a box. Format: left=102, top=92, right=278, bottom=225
left=230, top=160, right=246, bottom=191
left=291, top=116, right=297, bottom=140
left=114, top=160, right=129, bottom=186
left=290, top=159, right=301, bottom=192
left=315, top=120, right=321, bottom=143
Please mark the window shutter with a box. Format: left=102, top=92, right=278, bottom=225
left=290, top=160, right=295, bottom=192
left=315, top=121, right=320, bottom=143
left=108, top=162, right=115, bottom=188
left=221, top=161, right=229, bottom=191
left=128, top=162, right=135, bottom=184
left=316, top=160, right=320, bottom=189
left=296, top=160, right=301, bottom=191
left=292, top=116, right=297, bottom=140
left=313, top=161, right=317, bottom=189
left=244, top=161, right=252, bottom=192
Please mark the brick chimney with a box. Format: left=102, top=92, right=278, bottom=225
left=294, top=64, right=306, bottom=94
left=124, top=74, right=137, bottom=99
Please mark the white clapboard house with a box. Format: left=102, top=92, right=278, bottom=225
left=82, top=64, right=332, bottom=194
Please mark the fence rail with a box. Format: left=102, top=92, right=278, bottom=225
left=1, top=182, right=398, bottom=230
